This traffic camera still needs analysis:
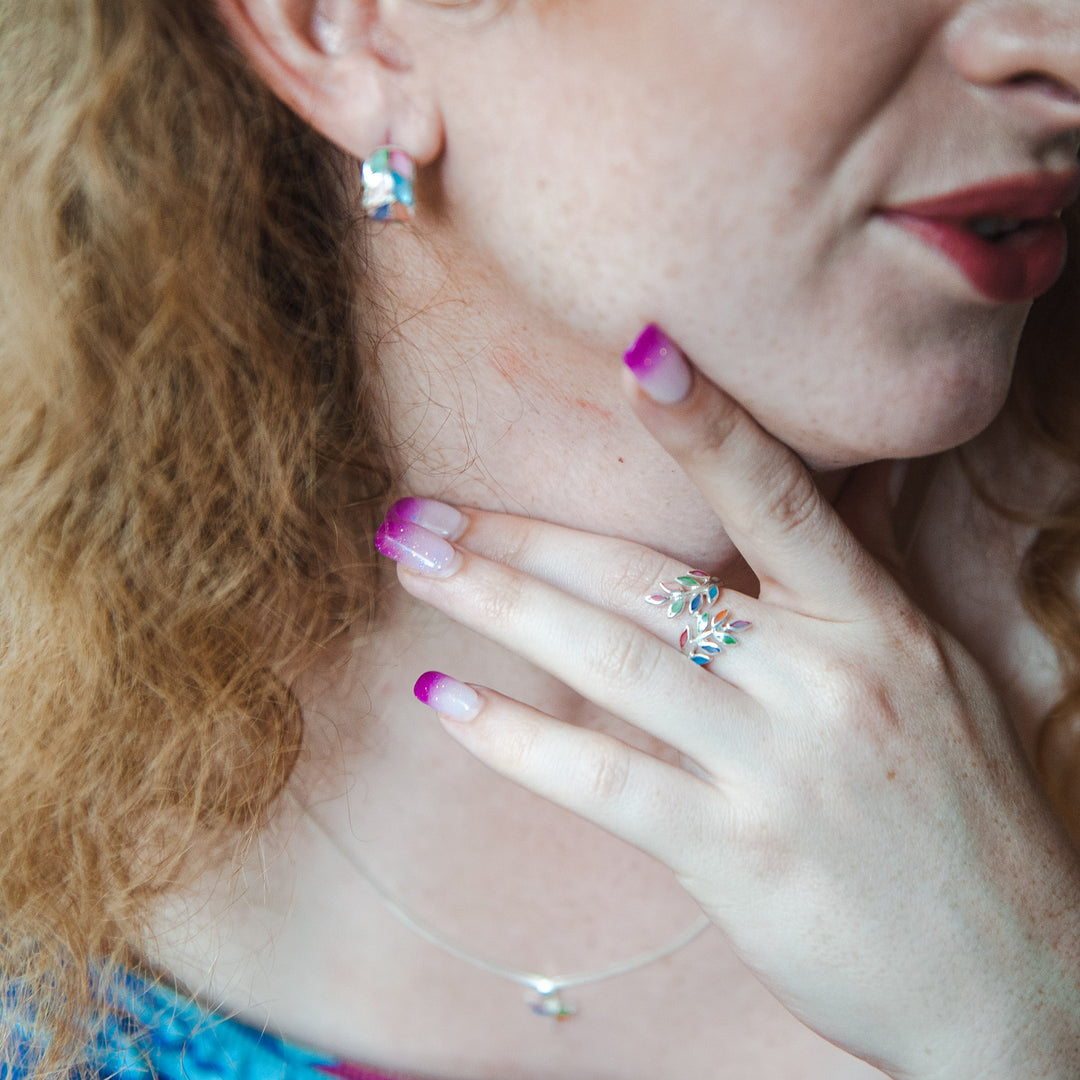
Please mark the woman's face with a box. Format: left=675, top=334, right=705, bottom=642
left=399, top=0, right=1080, bottom=468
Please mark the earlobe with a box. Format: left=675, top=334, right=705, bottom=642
left=213, top=0, right=443, bottom=168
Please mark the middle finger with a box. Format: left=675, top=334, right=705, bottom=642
left=388, top=498, right=765, bottom=677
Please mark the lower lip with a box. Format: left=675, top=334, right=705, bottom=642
left=880, top=212, right=1069, bottom=304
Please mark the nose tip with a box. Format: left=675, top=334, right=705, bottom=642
left=947, top=2, right=1080, bottom=134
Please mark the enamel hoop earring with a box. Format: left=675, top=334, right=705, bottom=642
left=362, top=146, right=416, bottom=222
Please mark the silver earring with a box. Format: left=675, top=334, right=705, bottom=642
left=361, top=146, right=416, bottom=222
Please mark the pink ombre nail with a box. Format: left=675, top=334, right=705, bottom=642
left=624, top=324, right=693, bottom=405
left=375, top=518, right=462, bottom=577
left=414, top=671, right=481, bottom=721
left=388, top=497, right=466, bottom=540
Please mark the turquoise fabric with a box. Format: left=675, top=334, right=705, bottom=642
left=102, top=971, right=338, bottom=1079
left=4, top=970, right=339, bottom=1080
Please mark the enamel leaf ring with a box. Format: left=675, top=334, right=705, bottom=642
left=646, top=571, right=751, bottom=666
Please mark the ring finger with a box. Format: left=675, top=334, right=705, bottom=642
left=377, top=520, right=768, bottom=769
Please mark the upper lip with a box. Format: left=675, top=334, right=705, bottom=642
left=881, top=170, right=1080, bottom=222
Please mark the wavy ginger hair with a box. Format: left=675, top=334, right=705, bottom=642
left=0, top=0, right=386, bottom=1072
left=0, top=0, right=1078, bottom=1075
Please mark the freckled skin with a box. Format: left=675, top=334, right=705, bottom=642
left=384, top=0, right=1078, bottom=472
left=574, top=399, right=615, bottom=424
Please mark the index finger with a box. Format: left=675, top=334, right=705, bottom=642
left=622, top=325, right=890, bottom=616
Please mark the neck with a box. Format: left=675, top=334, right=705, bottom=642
left=384, top=339, right=717, bottom=561
left=369, top=233, right=848, bottom=585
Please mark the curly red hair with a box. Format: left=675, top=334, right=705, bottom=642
left=0, top=2, right=387, bottom=1071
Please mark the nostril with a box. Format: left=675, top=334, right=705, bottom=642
left=1008, top=72, right=1080, bottom=106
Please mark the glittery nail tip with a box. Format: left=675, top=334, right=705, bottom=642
left=413, top=671, right=481, bottom=721
left=623, top=324, right=693, bottom=405
left=387, top=497, right=466, bottom=540
left=374, top=518, right=462, bottom=577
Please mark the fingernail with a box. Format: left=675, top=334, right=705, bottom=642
left=624, top=324, right=693, bottom=405
left=388, top=497, right=466, bottom=540
left=375, top=519, right=462, bottom=577
left=414, top=671, right=481, bottom=722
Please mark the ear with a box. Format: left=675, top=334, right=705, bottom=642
left=213, top=0, right=443, bottom=165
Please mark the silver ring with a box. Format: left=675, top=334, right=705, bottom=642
left=646, top=571, right=751, bottom=666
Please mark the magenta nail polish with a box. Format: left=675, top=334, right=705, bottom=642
left=414, top=671, right=481, bottom=721
left=388, top=497, right=466, bottom=540
left=624, top=324, right=693, bottom=405
left=375, top=518, right=462, bottom=577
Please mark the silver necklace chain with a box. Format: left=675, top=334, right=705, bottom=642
left=298, top=800, right=711, bottom=1020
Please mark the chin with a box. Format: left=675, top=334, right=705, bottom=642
left=795, top=370, right=1014, bottom=471
left=729, top=301, right=1023, bottom=471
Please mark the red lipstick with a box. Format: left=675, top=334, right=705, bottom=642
left=879, top=172, right=1080, bottom=304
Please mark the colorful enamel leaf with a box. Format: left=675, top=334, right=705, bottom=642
left=645, top=570, right=720, bottom=620
left=645, top=571, right=751, bottom=665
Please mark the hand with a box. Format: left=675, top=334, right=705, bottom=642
left=375, top=331, right=1080, bottom=1079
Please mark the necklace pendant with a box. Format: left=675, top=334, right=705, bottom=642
left=529, top=983, right=576, bottom=1021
